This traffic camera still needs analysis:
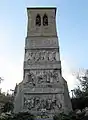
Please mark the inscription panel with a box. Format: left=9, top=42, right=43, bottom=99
left=25, top=37, right=59, bottom=49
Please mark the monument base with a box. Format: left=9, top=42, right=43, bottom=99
left=14, top=77, right=72, bottom=118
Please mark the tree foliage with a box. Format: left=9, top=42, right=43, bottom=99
left=2, top=102, right=14, bottom=113
left=0, top=112, right=34, bottom=120
left=71, top=96, right=88, bottom=111
left=73, top=69, right=88, bottom=98
left=53, top=112, right=84, bottom=120
left=71, top=69, right=88, bottom=111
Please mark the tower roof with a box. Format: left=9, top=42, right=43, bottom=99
left=27, top=7, right=57, bottom=15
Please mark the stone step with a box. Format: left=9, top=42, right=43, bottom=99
left=35, top=118, right=53, bottom=120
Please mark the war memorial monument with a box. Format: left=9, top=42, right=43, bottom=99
left=14, top=7, right=72, bottom=118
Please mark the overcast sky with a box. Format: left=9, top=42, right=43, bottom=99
left=0, top=0, right=88, bottom=93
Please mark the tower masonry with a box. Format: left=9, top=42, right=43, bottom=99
left=14, top=7, right=72, bottom=118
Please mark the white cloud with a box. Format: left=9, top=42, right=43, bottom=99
left=61, top=55, right=78, bottom=92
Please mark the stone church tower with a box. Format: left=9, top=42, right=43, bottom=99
left=14, top=7, right=72, bottom=118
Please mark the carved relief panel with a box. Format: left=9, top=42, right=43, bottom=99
left=24, top=69, right=61, bottom=86
left=23, top=93, right=63, bottom=112
left=24, top=49, right=60, bottom=64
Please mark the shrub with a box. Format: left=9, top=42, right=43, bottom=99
left=11, top=112, right=34, bottom=120
left=53, top=112, right=79, bottom=120
left=0, top=112, right=34, bottom=120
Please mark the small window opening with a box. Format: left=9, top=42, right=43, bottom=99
left=43, top=14, right=48, bottom=26
left=36, top=14, right=41, bottom=26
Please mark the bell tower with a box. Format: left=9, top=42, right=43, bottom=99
left=27, top=8, right=57, bottom=37
left=14, top=7, right=72, bottom=119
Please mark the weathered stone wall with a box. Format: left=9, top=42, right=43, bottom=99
left=27, top=8, right=57, bottom=37
left=14, top=8, right=72, bottom=118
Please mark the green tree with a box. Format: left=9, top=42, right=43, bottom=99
left=71, top=69, right=88, bottom=110
left=53, top=112, right=78, bottom=120
left=73, top=69, right=88, bottom=98
left=2, top=101, right=14, bottom=113
left=12, top=112, right=34, bottom=120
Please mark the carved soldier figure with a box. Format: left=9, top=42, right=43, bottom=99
left=45, top=51, right=49, bottom=61
left=49, top=70, right=53, bottom=83
left=27, top=71, right=35, bottom=86
left=31, top=52, right=36, bottom=62
left=41, top=50, right=45, bottom=60
left=46, top=98, right=52, bottom=110
left=34, top=97, right=41, bottom=110
left=27, top=52, right=33, bottom=63
left=52, top=51, right=56, bottom=61
left=35, top=51, right=41, bottom=61
left=24, top=97, right=33, bottom=110
left=43, top=70, right=47, bottom=82
left=37, top=71, right=45, bottom=84
left=49, top=51, right=56, bottom=61
left=40, top=99, right=46, bottom=109
left=40, top=50, right=49, bottom=61
left=46, top=70, right=51, bottom=83
left=48, top=51, right=53, bottom=61
left=52, top=95, right=62, bottom=110
left=52, top=70, right=59, bottom=82
left=27, top=97, right=35, bottom=110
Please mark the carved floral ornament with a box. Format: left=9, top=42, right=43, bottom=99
left=24, top=50, right=59, bottom=63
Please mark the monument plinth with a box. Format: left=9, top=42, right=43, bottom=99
left=14, top=7, right=72, bottom=118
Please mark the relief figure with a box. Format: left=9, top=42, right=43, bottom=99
left=41, top=50, right=45, bottom=60
left=27, top=52, right=33, bottom=62
left=37, top=71, right=45, bottom=84
left=27, top=71, right=36, bottom=86
left=49, top=51, right=56, bottom=61
left=35, top=51, right=42, bottom=61
left=24, top=95, right=62, bottom=111
left=24, top=97, right=35, bottom=110
left=51, top=70, right=59, bottom=82
left=26, top=50, right=58, bottom=64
